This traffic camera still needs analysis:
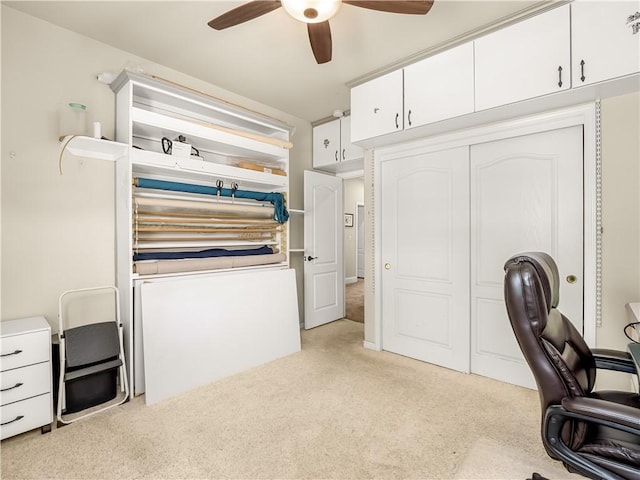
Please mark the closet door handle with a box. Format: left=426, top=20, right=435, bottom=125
left=0, top=349, right=22, bottom=357
left=580, top=60, right=586, bottom=82
left=407, top=110, right=412, bottom=127
left=1, top=382, right=23, bottom=392
left=1, top=415, right=24, bottom=426
left=557, top=66, right=563, bottom=88
left=395, top=113, right=399, bottom=129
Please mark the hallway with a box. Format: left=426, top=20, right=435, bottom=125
left=345, top=278, right=364, bottom=323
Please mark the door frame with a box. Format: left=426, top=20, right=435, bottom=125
left=355, top=202, right=365, bottom=279
left=372, top=102, right=598, bottom=351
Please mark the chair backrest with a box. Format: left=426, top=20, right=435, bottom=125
left=503, top=252, right=597, bottom=448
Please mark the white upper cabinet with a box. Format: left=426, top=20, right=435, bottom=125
left=340, top=116, right=363, bottom=162
left=313, top=116, right=364, bottom=171
left=404, top=42, right=475, bottom=129
left=351, top=70, right=403, bottom=143
left=350, top=2, right=640, bottom=147
left=474, top=4, right=570, bottom=111
left=572, top=0, right=640, bottom=87
left=313, top=119, right=341, bottom=168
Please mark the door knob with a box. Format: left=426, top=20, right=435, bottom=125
left=307, top=256, right=317, bottom=262
left=566, top=274, right=577, bottom=284
left=384, top=263, right=391, bottom=270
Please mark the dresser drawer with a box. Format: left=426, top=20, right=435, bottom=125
left=1, top=330, right=50, bottom=371
left=0, top=393, right=52, bottom=440
left=1, top=362, right=51, bottom=406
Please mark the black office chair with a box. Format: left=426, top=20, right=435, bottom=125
left=503, top=252, right=640, bottom=480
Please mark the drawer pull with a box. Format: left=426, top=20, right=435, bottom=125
left=1, top=382, right=23, bottom=392
left=0, top=349, right=22, bottom=357
left=1, top=415, right=24, bottom=426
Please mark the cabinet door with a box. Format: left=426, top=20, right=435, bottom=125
left=404, top=42, right=475, bottom=129
left=474, top=4, right=570, bottom=111
left=350, top=69, right=403, bottom=142
left=312, top=119, right=341, bottom=168
left=339, top=116, right=363, bottom=162
left=572, top=0, right=640, bottom=87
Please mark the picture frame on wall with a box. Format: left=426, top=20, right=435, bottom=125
left=344, top=213, right=354, bottom=227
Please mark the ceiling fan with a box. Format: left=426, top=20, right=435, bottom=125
left=208, top=0, right=434, bottom=64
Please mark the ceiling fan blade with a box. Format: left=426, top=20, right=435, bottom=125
left=344, top=0, right=434, bottom=15
left=307, top=21, right=332, bottom=64
left=208, top=1, right=281, bottom=30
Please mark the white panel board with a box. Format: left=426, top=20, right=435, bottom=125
left=140, top=269, right=301, bottom=404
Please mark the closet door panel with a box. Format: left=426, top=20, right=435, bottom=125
left=381, top=146, right=470, bottom=373
left=395, top=168, right=451, bottom=280
left=470, top=126, right=583, bottom=389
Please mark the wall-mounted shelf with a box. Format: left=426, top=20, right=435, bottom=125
left=60, top=136, right=128, bottom=161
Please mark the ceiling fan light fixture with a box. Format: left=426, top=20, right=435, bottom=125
left=281, top=0, right=342, bottom=23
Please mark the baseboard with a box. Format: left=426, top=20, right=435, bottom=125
left=363, top=341, right=380, bottom=351
left=345, top=276, right=357, bottom=285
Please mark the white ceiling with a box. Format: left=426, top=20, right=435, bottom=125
left=5, top=0, right=551, bottom=122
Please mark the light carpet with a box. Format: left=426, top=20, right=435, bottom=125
left=1, top=320, right=579, bottom=479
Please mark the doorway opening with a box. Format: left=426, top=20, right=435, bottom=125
left=344, top=177, right=364, bottom=323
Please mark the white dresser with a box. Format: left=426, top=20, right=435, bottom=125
left=1, top=316, right=52, bottom=440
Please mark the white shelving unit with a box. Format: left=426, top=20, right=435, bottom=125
left=288, top=208, right=304, bottom=253
left=110, top=71, right=301, bottom=400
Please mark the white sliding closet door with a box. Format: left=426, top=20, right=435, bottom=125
left=381, top=146, right=470, bottom=373
left=469, top=126, right=584, bottom=388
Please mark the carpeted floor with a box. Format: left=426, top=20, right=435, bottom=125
left=345, top=278, right=364, bottom=323
left=1, top=320, right=579, bottom=479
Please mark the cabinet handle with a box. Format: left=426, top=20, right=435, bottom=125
left=1, top=415, right=24, bottom=426
left=342, top=148, right=346, bottom=160
left=580, top=60, right=586, bottom=82
left=395, top=113, right=399, bottom=129
left=0, top=349, right=22, bottom=357
left=557, top=66, right=563, bottom=88
left=1, top=382, right=23, bottom=392
left=335, top=150, right=338, bottom=162
left=407, top=110, right=412, bottom=127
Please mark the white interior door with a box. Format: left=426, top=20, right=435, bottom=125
left=470, top=126, right=584, bottom=388
left=381, top=146, right=470, bottom=373
left=304, top=171, right=344, bottom=329
left=356, top=204, right=365, bottom=278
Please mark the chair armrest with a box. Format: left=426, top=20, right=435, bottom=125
left=592, top=348, right=637, bottom=374
left=543, top=402, right=640, bottom=480
left=561, top=396, right=640, bottom=431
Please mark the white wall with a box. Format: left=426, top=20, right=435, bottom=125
left=596, top=92, right=640, bottom=389
left=0, top=6, right=312, bottom=330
